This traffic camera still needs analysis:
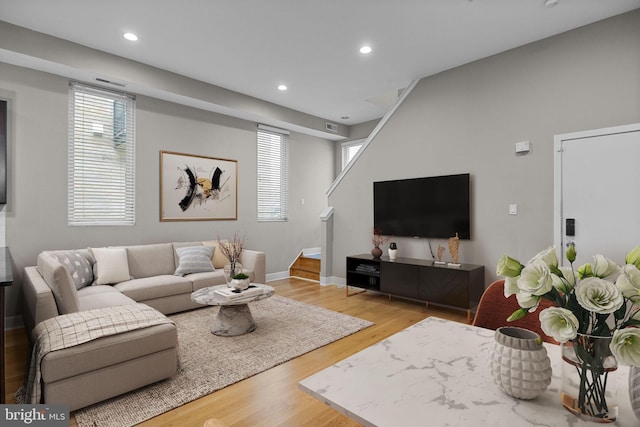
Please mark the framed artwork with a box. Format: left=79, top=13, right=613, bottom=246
left=160, top=150, right=237, bottom=221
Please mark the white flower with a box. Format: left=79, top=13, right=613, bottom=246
left=575, top=277, right=624, bottom=314
left=626, top=246, right=640, bottom=270
left=517, top=260, right=554, bottom=296
left=528, top=247, right=558, bottom=269
left=539, top=307, right=579, bottom=342
left=503, top=276, right=519, bottom=298
left=496, top=255, right=523, bottom=277
left=592, top=254, right=620, bottom=279
left=610, top=328, right=640, bottom=366
left=559, top=266, right=577, bottom=287
left=516, top=293, right=540, bottom=311
left=616, top=264, right=640, bottom=299
left=551, top=266, right=576, bottom=294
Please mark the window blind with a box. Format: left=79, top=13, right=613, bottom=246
left=257, top=127, right=288, bottom=221
left=68, top=82, right=136, bottom=225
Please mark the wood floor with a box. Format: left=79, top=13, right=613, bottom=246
left=4, top=278, right=469, bottom=427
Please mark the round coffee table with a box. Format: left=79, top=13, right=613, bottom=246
left=190, top=284, right=274, bottom=336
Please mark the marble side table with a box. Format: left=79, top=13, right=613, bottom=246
left=191, top=284, right=274, bottom=336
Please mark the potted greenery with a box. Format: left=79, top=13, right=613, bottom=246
left=230, top=273, right=250, bottom=291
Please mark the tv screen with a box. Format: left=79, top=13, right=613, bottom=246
left=374, top=173, right=470, bottom=239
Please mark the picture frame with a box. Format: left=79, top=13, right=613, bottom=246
left=160, top=150, right=237, bottom=221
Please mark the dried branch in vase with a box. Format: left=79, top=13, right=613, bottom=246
left=372, top=228, right=388, bottom=247
left=217, top=233, right=245, bottom=263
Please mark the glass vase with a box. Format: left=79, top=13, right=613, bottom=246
left=561, top=333, right=619, bottom=423
left=223, top=261, right=243, bottom=287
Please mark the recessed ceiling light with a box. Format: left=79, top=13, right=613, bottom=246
left=360, top=45, right=372, bottom=54
left=278, top=84, right=288, bottom=91
left=341, top=116, right=350, bottom=120
left=123, top=32, right=138, bottom=41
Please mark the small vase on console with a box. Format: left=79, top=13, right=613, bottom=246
left=371, top=246, right=382, bottom=259
left=388, top=242, right=398, bottom=261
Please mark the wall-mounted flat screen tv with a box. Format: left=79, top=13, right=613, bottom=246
left=374, top=173, right=471, bottom=239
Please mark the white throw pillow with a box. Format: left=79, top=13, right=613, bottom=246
left=91, top=247, right=131, bottom=285
left=174, top=245, right=215, bottom=276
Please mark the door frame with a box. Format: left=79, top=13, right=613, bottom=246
left=553, top=123, right=640, bottom=262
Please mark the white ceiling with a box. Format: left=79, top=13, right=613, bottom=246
left=1, top=0, right=639, bottom=126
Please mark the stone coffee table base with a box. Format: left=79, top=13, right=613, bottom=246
left=212, top=304, right=256, bottom=336
left=191, top=284, right=275, bottom=337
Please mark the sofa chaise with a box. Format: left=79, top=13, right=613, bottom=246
left=21, top=240, right=266, bottom=411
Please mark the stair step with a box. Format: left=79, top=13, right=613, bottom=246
left=292, top=256, right=320, bottom=271
left=290, top=254, right=320, bottom=282
left=290, top=267, right=320, bottom=281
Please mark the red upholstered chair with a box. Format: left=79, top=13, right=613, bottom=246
left=473, top=279, right=559, bottom=344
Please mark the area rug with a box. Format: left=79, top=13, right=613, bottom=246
left=74, top=295, right=373, bottom=427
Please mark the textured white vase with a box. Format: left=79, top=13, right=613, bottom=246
left=488, top=326, right=552, bottom=400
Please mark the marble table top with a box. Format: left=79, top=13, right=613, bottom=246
left=299, top=317, right=637, bottom=427
left=191, top=283, right=274, bottom=306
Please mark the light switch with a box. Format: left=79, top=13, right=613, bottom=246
left=509, top=204, right=517, bottom=215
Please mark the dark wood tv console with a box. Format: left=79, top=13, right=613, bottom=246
left=346, top=254, right=485, bottom=322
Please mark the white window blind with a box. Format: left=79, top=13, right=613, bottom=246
left=257, top=126, right=288, bottom=221
left=68, top=82, right=135, bottom=225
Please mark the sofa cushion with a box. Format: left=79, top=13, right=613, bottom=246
left=126, top=243, right=175, bottom=278
left=91, top=247, right=131, bottom=285
left=202, top=240, right=230, bottom=269
left=53, top=251, right=94, bottom=290
left=77, top=285, right=137, bottom=311
left=174, top=246, right=214, bottom=276
left=188, top=270, right=228, bottom=290
left=37, top=252, right=80, bottom=314
left=114, top=275, right=193, bottom=301
left=40, top=322, right=177, bottom=383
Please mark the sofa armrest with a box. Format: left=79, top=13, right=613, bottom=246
left=240, top=249, right=266, bottom=284
left=23, top=266, right=60, bottom=340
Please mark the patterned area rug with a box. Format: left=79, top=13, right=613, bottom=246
left=74, top=295, right=373, bottom=427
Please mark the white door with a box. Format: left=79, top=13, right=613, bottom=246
left=554, top=124, right=640, bottom=267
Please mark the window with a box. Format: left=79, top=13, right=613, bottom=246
left=341, top=139, right=364, bottom=170
left=257, top=125, right=289, bottom=221
left=68, top=82, right=135, bottom=225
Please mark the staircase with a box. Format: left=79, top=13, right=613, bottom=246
left=290, top=252, right=320, bottom=282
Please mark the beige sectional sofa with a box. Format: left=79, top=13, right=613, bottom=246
left=21, top=240, right=266, bottom=411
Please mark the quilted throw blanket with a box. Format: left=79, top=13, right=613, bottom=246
left=16, top=303, right=175, bottom=405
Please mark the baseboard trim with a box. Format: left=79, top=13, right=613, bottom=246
left=266, top=271, right=290, bottom=282
left=320, top=276, right=345, bottom=287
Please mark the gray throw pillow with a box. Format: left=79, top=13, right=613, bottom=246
left=174, top=246, right=215, bottom=276
left=53, top=251, right=94, bottom=290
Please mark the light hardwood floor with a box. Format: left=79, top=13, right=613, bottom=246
left=5, top=278, right=469, bottom=426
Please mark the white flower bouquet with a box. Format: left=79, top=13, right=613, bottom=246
left=497, top=245, right=640, bottom=420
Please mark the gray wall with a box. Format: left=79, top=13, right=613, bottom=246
left=1, top=62, right=335, bottom=319
left=328, top=10, right=640, bottom=284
